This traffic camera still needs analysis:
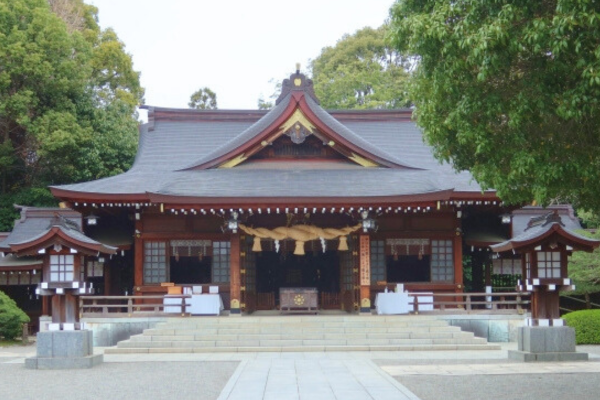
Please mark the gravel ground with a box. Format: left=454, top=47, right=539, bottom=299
left=394, top=373, right=600, bottom=400
left=0, top=361, right=239, bottom=400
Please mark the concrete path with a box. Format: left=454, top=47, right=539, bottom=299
left=1, top=342, right=600, bottom=400
left=217, top=358, right=419, bottom=400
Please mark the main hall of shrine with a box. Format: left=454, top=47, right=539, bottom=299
left=4, top=70, right=515, bottom=317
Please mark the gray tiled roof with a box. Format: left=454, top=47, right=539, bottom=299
left=0, top=207, right=114, bottom=252
left=511, top=206, right=582, bottom=237
left=150, top=168, right=451, bottom=198
left=305, top=97, right=420, bottom=169
left=51, top=95, right=488, bottom=199
left=0, top=209, right=80, bottom=250
left=0, top=254, right=42, bottom=268
left=491, top=221, right=596, bottom=252
left=179, top=94, right=293, bottom=170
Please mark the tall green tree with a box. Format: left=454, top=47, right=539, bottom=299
left=389, top=1, right=600, bottom=211
left=0, top=0, right=143, bottom=230
left=310, top=26, right=412, bottom=110
left=189, top=87, right=217, bottom=110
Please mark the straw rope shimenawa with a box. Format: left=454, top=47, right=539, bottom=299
left=238, top=223, right=362, bottom=255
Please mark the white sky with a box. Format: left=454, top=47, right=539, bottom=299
left=88, top=0, right=394, bottom=114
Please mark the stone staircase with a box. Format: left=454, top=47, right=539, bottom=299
left=105, top=315, right=501, bottom=354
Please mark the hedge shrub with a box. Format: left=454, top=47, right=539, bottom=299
left=563, top=310, right=600, bottom=344
left=0, top=290, right=30, bottom=340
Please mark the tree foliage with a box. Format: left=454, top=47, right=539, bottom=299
left=189, top=87, right=217, bottom=110
left=390, top=1, right=600, bottom=211
left=0, top=290, right=30, bottom=340
left=310, top=26, right=412, bottom=110
left=568, top=229, right=600, bottom=298
left=0, top=0, right=143, bottom=229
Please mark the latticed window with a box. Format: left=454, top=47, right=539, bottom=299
left=212, top=241, right=230, bottom=283
left=492, top=258, right=522, bottom=275
left=143, top=241, right=167, bottom=284
left=87, top=261, right=104, bottom=277
left=537, top=251, right=561, bottom=278
left=49, top=255, right=74, bottom=282
left=431, top=240, right=454, bottom=282
left=370, top=240, right=386, bottom=283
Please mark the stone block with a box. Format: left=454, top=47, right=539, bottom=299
left=519, top=326, right=576, bottom=353
left=36, top=331, right=55, bottom=358
left=26, top=354, right=103, bottom=369
left=488, top=320, right=509, bottom=342
left=50, top=330, right=93, bottom=357
left=545, top=327, right=576, bottom=352
left=519, top=326, right=546, bottom=353
left=508, top=350, right=587, bottom=362
left=26, top=330, right=102, bottom=370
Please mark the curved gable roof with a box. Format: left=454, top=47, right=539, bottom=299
left=0, top=206, right=116, bottom=256
left=491, top=212, right=600, bottom=253
left=179, top=72, right=421, bottom=171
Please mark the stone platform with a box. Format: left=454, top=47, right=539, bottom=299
left=25, top=330, right=103, bottom=369
left=508, top=326, right=588, bottom=362
left=107, top=315, right=501, bottom=354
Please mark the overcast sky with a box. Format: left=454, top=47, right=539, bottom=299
left=88, top=0, right=394, bottom=113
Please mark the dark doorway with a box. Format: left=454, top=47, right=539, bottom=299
left=169, top=256, right=212, bottom=284
left=387, top=255, right=430, bottom=282
left=256, top=250, right=340, bottom=307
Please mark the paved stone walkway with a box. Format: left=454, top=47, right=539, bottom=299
left=1, top=342, right=599, bottom=400
left=217, top=359, right=419, bottom=400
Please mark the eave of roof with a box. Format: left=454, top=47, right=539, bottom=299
left=8, top=226, right=117, bottom=256
left=491, top=223, right=600, bottom=253
left=0, top=254, right=42, bottom=269
left=147, top=190, right=456, bottom=208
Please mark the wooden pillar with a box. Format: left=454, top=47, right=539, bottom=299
left=133, top=220, right=143, bottom=289
left=531, top=288, right=560, bottom=321
left=50, top=293, right=79, bottom=324
left=104, top=261, right=111, bottom=296
left=453, top=231, right=463, bottom=293
left=230, top=233, right=241, bottom=315
left=358, top=234, right=371, bottom=314
left=42, top=296, right=49, bottom=316
left=51, top=295, right=63, bottom=324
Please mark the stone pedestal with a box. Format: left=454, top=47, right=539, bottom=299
left=25, top=330, right=103, bottom=369
left=508, top=326, right=587, bottom=362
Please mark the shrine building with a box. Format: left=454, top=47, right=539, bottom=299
left=6, top=70, right=513, bottom=317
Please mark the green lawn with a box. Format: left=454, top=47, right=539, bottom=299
left=0, top=339, right=23, bottom=347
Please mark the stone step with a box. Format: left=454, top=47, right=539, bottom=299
left=118, top=336, right=489, bottom=349
left=142, top=326, right=463, bottom=336
left=106, top=343, right=501, bottom=354
left=153, top=319, right=451, bottom=329
left=109, top=315, right=497, bottom=354
left=129, top=330, right=476, bottom=342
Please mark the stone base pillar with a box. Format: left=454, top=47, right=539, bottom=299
left=229, top=299, right=241, bottom=317
left=359, top=297, right=371, bottom=314
left=508, top=326, right=587, bottom=362
left=25, top=330, right=103, bottom=369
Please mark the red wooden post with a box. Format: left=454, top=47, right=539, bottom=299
left=230, top=233, right=241, bottom=315
left=359, top=234, right=371, bottom=314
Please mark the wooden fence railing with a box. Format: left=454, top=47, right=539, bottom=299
left=79, top=295, right=190, bottom=318
left=79, top=292, right=531, bottom=317
left=409, top=291, right=530, bottom=314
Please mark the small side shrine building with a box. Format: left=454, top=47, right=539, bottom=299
left=491, top=211, right=599, bottom=361
left=46, top=70, right=508, bottom=315
left=0, top=207, right=116, bottom=328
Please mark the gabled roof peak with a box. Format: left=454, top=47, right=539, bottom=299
left=275, top=69, right=319, bottom=105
